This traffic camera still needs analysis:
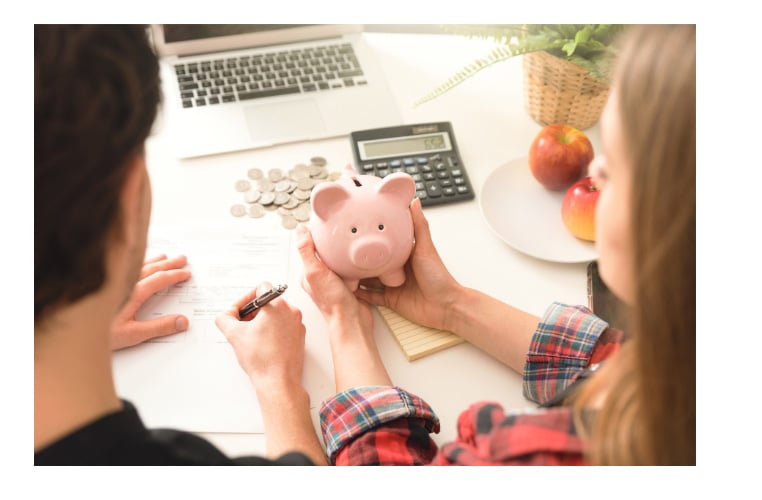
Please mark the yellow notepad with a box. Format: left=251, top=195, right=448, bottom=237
left=376, top=305, right=465, bottom=361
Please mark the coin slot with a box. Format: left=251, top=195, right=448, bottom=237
left=351, top=176, right=362, bottom=187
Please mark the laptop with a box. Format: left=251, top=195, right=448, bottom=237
left=150, top=24, right=403, bottom=159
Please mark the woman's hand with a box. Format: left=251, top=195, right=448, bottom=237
left=354, top=197, right=462, bottom=332
left=111, top=254, right=191, bottom=350
left=296, top=223, right=391, bottom=390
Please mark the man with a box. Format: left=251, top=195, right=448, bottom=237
left=34, top=25, right=325, bottom=465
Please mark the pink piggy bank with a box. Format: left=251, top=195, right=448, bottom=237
left=309, top=170, right=416, bottom=291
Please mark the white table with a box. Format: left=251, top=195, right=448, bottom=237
left=141, top=31, right=600, bottom=456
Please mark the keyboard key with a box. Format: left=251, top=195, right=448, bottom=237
left=222, top=94, right=236, bottom=103
left=237, top=86, right=301, bottom=101
left=338, top=69, right=363, bottom=78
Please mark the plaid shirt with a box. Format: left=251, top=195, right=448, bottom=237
left=319, top=302, right=624, bottom=465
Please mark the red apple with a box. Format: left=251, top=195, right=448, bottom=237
left=561, top=176, right=599, bottom=241
left=528, top=124, right=594, bottom=191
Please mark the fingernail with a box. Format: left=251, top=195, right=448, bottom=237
left=175, top=316, right=189, bottom=331
left=295, top=223, right=308, bottom=241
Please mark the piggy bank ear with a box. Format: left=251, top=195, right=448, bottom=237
left=376, top=172, right=416, bottom=207
left=311, top=182, right=351, bottom=220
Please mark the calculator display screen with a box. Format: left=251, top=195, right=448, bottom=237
left=358, top=132, right=451, bottom=160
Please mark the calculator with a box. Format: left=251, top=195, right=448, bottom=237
left=349, top=122, right=475, bottom=207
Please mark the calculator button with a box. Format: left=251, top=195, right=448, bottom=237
left=437, top=171, right=449, bottom=179
left=421, top=165, right=432, bottom=173
left=390, top=160, right=402, bottom=168
left=457, top=186, right=469, bottom=194
left=425, top=182, right=442, bottom=197
left=411, top=174, right=422, bottom=181
left=451, top=169, right=463, bottom=177
left=416, top=157, right=428, bottom=164
left=423, top=172, right=435, bottom=181
left=443, top=187, right=456, bottom=196
left=377, top=169, right=389, bottom=177
left=405, top=166, right=420, bottom=174
left=377, top=161, right=388, bottom=168
left=454, top=177, right=465, bottom=185
left=362, top=163, right=374, bottom=171
left=416, top=190, right=428, bottom=200
left=440, top=179, right=452, bottom=187
left=403, top=158, right=415, bottom=166
left=428, top=154, right=441, bottom=161
left=415, top=182, right=424, bottom=190
left=435, top=163, right=447, bottom=171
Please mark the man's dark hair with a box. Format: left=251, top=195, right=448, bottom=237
left=35, top=25, right=161, bottom=322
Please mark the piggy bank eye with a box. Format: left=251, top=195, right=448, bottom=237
left=378, top=224, right=384, bottom=231
left=351, top=227, right=357, bottom=234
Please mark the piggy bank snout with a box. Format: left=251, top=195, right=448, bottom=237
left=350, top=238, right=391, bottom=270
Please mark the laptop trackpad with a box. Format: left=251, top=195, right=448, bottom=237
left=243, top=99, right=327, bottom=143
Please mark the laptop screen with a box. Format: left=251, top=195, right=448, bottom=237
left=152, top=24, right=362, bottom=57
left=163, top=25, right=312, bottom=43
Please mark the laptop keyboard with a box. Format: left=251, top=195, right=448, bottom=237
left=173, top=43, right=366, bottom=108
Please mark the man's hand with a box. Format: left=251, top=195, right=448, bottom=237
left=111, top=254, right=191, bottom=350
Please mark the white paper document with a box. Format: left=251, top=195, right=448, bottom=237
left=112, top=222, right=290, bottom=433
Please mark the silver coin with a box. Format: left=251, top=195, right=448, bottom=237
left=247, top=168, right=264, bottom=180
left=282, top=196, right=300, bottom=209
left=293, top=189, right=311, bottom=201
left=293, top=163, right=310, bottom=172
left=259, top=191, right=276, bottom=205
left=248, top=203, right=266, bottom=218
left=328, top=171, right=342, bottom=181
left=310, top=156, right=327, bottom=167
left=264, top=203, right=278, bottom=211
left=273, top=192, right=290, bottom=205
left=308, top=164, right=324, bottom=178
left=296, top=178, right=314, bottom=190
left=281, top=214, right=298, bottom=230
left=235, top=179, right=251, bottom=192
left=277, top=206, right=293, bottom=216
left=244, top=189, right=261, bottom=203
left=292, top=203, right=311, bottom=222
left=268, top=168, right=284, bottom=182
left=255, top=179, right=274, bottom=192
left=290, top=169, right=309, bottom=181
left=274, top=180, right=291, bottom=192
left=230, top=204, right=246, bottom=217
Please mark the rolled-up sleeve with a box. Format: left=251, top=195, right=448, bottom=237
left=320, top=386, right=440, bottom=465
left=523, top=302, right=610, bottom=405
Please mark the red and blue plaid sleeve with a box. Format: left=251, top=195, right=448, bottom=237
left=523, top=302, right=616, bottom=405
left=432, top=403, right=587, bottom=465
left=320, top=386, right=440, bottom=465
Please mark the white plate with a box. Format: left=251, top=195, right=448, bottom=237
left=479, top=157, right=597, bottom=263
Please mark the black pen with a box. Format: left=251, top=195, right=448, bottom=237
left=238, top=284, right=288, bottom=318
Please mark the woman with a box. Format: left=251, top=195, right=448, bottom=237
left=296, top=23, right=695, bottom=465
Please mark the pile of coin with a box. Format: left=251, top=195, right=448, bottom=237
left=230, top=156, right=342, bottom=230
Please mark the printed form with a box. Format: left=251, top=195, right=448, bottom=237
left=112, top=221, right=290, bottom=433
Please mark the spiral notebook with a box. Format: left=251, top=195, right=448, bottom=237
left=377, top=305, right=464, bottom=361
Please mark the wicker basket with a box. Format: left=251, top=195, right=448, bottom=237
left=522, top=50, right=610, bottom=130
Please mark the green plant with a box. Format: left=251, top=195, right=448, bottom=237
left=415, top=24, right=628, bottom=106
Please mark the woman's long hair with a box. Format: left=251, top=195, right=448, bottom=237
left=574, top=24, right=696, bottom=465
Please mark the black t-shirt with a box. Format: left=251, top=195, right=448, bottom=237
left=34, top=400, right=314, bottom=465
